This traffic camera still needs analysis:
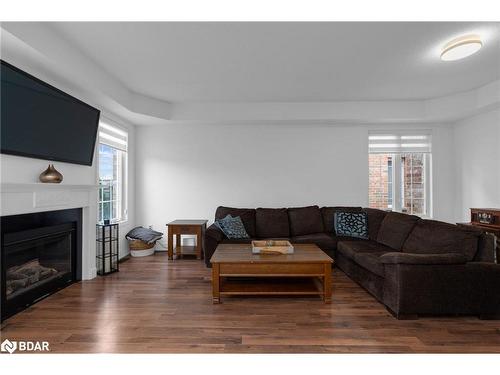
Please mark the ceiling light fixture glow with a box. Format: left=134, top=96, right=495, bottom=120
left=440, top=34, right=482, bottom=61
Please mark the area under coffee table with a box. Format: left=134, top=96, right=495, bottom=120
left=210, top=243, right=333, bottom=304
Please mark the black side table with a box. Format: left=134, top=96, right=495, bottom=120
left=96, top=223, right=119, bottom=275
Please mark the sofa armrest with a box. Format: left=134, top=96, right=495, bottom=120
left=203, top=223, right=225, bottom=267
left=380, top=252, right=468, bottom=265
left=466, top=262, right=500, bottom=318
left=206, top=223, right=225, bottom=242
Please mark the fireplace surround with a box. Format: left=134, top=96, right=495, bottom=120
left=1, top=208, right=82, bottom=320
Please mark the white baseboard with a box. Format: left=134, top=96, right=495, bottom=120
left=83, top=267, right=97, bottom=280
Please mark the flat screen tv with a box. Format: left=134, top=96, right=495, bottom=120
left=1, top=60, right=100, bottom=166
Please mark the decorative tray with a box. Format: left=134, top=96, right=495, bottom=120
left=251, top=240, right=294, bottom=254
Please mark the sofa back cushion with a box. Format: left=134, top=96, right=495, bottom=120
left=215, top=206, right=256, bottom=237
left=376, top=212, right=420, bottom=250
left=363, top=208, right=388, bottom=241
left=256, top=208, right=290, bottom=238
left=403, top=219, right=480, bottom=261
left=321, top=206, right=362, bottom=233
left=287, top=205, right=324, bottom=236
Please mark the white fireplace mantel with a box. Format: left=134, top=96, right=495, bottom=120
left=1, top=182, right=99, bottom=280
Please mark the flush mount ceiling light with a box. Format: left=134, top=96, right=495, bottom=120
left=440, top=34, right=483, bottom=61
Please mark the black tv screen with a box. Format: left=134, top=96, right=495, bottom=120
left=1, top=60, right=100, bottom=166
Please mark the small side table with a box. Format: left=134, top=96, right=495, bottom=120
left=96, top=223, right=119, bottom=275
left=166, top=220, right=207, bottom=260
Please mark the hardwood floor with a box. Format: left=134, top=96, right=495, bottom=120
left=1, top=252, right=499, bottom=353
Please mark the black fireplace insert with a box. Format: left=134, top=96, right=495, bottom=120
left=1, top=208, right=82, bottom=321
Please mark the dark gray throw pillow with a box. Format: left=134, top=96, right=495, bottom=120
left=215, top=215, right=250, bottom=239
left=126, top=226, right=163, bottom=243
left=334, top=212, right=369, bottom=239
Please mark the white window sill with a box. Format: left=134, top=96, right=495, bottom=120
left=97, top=219, right=128, bottom=226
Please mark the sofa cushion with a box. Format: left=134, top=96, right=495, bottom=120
left=291, top=233, right=336, bottom=251
left=380, top=252, right=468, bottom=265
left=321, top=206, right=363, bottom=233
left=402, top=219, right=480, bottom=261
left=334, top=211, right=369, bottom=239
left=331, top=236, right=364, bottom=250
left=363, top=208, right=388, bottom=241
left=215, top=206, right=256, bottom=237
left=353, top=252, right=386, bottom=277
left=255, top=208, right=290, bottom=238
left=376, top=212, right=420, bottom=250
left=287, top=205, right=324, bottom=236
left=215, top=215, right=250, bottom=239
left=337, top=240, right=394, bottom=261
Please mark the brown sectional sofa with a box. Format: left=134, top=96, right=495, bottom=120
left=204, top=205, right=500, bottom=319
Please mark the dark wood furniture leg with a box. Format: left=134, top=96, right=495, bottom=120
left=176, top=234, right=181, bottom=258
left=195, top=227, right=202, bottom=260
left=167, top=227, right=174, bottom=260
left=323, top=263, right=332, bottom=303
left=212, top=263, right=220, bottom=304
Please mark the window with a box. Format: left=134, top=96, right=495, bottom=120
left=368, top=131, right=432, bottom=217
left=98, top=121, right=128, bottom=223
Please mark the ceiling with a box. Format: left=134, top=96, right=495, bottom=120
left=46, top=22, right=500, bottom=103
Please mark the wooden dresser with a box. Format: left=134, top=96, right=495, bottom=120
left=465, top=208, right=500, bottom=238
left=458, top=208, right=500, bottom=263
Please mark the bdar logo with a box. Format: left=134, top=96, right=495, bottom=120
left=1, top=339, right=49, bottom=353
left=1, top=339, right=17, bottom=354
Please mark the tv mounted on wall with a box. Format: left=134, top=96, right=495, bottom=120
left=1, top=60, right=100, bottom=166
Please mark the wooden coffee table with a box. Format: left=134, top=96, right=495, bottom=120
left=210, top=243, right=333, bottom=304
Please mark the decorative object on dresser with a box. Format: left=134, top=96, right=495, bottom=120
left=39, top=164, right=63, bottom=183
left=210, top=243, right=333, bottom=304
left=458, top=208, right=500, bottom=238
left=96, top=223, right=119, bottom=275
left=166, top=220, right=207, bottom=260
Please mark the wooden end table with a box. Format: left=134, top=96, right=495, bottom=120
left=166, top=220, right=207, bottom=260
left=210, top=243, right=333, bottom=304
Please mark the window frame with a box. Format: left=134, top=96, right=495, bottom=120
left=97, top=120, right=128, bottom=224
left=368, top=152, right=432, bottom=218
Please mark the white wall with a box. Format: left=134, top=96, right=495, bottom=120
left=453, top=108, right=500, bottom=222
left=135, top=122, right=455, bottom=248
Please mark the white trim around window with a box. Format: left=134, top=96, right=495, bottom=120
left=368, top=130, right=433, bottom=218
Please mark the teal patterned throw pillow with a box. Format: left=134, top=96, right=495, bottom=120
left=215, top=215, right=250, bottom=239
left=334, top=212, right=369, bottom=239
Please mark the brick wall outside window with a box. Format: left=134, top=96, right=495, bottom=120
left=369, top=154, right=391, bottom=210
left=369, top=153, right=426, bottom=215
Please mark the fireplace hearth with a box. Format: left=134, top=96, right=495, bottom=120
left=1, top=208, right=82, bottom=321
